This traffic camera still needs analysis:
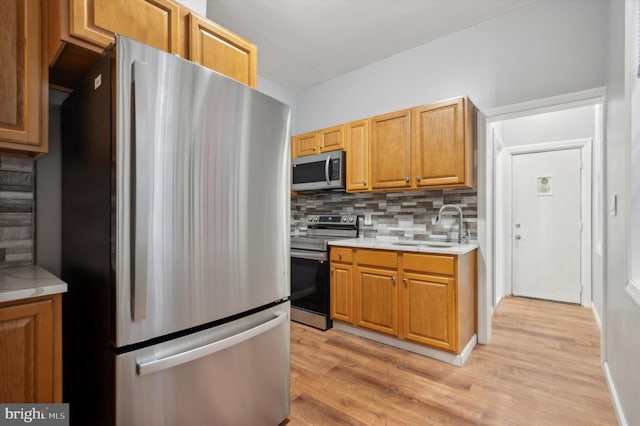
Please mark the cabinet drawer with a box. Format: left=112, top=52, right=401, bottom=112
left=402, top=253, right=455, bottom=276
left=356, top=249, right=397, bottom=268
left=331, top=247, right=353, bottom=263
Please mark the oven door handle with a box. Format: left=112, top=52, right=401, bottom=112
left=291, top=250, right=328, bottom=262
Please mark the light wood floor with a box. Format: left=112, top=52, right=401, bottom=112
left=287, top=297, right=617, bottom=425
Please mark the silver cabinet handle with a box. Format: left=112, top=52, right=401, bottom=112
left=131, top=60, right=149, bottom=322
left=363, top=180, right=367, bottom=186
left=312, top=146, right=317, bottom=151
left=320, top=145, right=324, bottom=149
left=515, top=235, right=522, bottom=240
left=325, top=155, right=331, bottom=185
left=136, top=311, right=288, bottom=376
left=404, top=176, right=410, bottom=183
left=338, top=252, right=343, bottom=259
left=391, top=276, right=396, bottom=283
left=416, top=176, right=421, bottom=182
left=402, top=278, right=407, bottom=285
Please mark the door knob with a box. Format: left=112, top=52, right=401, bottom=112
left=515, top=235, right=521, bottom=240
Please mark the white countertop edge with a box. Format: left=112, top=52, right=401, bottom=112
left=0, top=265, right=68, bottom=304
left=328, top=238, right=479, bottom=255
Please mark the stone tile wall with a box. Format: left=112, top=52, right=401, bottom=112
left=291, top=188, right=477, bottom=241
left=0, top=157, right=34, bottom=268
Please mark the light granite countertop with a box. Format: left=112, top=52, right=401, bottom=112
left=0, top=265, right=68, bottom=304
left=329, top=237, right=479, bottom=255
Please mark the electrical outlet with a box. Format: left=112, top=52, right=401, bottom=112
left=364, top=213, right=372, bottom=226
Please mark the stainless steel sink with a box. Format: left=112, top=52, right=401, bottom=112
left=392, top=241, right=458, bottom=247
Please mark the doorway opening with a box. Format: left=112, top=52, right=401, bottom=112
left=478, top=88, right=605, bottom=345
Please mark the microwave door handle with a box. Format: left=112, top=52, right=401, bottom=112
left=324, top=155, right=331, bottom=185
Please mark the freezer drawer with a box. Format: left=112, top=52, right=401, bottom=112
left=116, top=302, right=290, bottom=426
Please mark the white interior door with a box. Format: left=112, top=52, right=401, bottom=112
left=512, top=149, right=582, bottom=303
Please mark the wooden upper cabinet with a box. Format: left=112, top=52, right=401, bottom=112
left=319, top=125, right=344, bottom=152
left=412, top=97, right=474, bottom=189
left=188, top=13, right=257, bottom=88
left=370, top=109, right=411, bottom=190
left=293, top=131, right=320, bottom=157
left=48, top=0, right=258, bottom=89
left=0, top=0, right=48, bottom=156
left=345, top=120, right=369, bottom=192
left=69, top=0, right=181, bottom=53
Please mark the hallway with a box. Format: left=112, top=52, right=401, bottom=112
left=288, top=297, right=616, bottom=425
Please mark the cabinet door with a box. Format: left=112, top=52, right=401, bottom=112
left=370, top=109, right=411, bottom=189
left=0, top=298, right=55, bottom=402
left=188, top=13, right=257, bottom=88
left=293, top=132, right=320, bottom=157
left=330, top=263, right=353, bottom=323
left=69, top=0, right=181, bottom=53
left=0, top=0, right=47, bottom=154
left=355, top=266, right=398, bottom=336
left=401, top=272, right=456, bottom=352
left=319, top=125, right=344, bottom=152
left=345, top=120, right=370, bottom=192
left=412, top=97, right=470, bottom=188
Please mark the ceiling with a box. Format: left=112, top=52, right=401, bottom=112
left=206, top=0, right=536, bottom=92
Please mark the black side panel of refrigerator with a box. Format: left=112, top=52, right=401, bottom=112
left=61, top=51, right=115, bottom=426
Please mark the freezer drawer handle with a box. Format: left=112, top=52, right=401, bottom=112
left=136, top=311, right=288, bottom=376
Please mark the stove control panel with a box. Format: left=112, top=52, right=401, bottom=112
left=306, top=215, right=359, bottom=227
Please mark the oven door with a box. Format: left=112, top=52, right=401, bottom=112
left=290, top=249, right=331, bottom=329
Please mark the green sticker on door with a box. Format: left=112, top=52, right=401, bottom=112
left=537, top=176, right=553, bottom=195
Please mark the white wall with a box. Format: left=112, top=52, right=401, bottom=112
left=295, top=0, right=607, bottom=133
left=501, top=105, right=595, bottom=147
left=604, top=0, right=640, bottom=424
left=258, top=76, right=297, bottom=135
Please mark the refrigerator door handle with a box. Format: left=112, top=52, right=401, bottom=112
left=136, top=311, right=288, bottom=376
left=131, top=60, right=149, bottom=322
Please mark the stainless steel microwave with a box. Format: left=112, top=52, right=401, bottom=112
left=291, top=151, right=346, bottom=191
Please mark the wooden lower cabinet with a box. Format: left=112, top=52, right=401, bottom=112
left=401, top=272, right=455, bottom=351
left=330, top=263, right=352, bottom=323
left=330, top=247, right=476, bottom=354
left=0, top=294, right=62, bottom=403
left=355, top=266, right=398, bottom=336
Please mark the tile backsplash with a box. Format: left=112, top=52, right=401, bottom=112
left=291, top=188, right=477, bottom=241
left=0, top=157, right=34, bottom=268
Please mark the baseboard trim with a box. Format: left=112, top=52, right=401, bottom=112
left=332, top=321, right=477, bottom=366
left=591, top=304, right=602, bottom=331
left=603, top=361, right=629, bottom=426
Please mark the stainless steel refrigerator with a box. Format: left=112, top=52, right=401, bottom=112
left=61, top=36, right=291, bottom=426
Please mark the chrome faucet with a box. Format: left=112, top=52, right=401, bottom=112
left=434, top=204, right=465, bottom=244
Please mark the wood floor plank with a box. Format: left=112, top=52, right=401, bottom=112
left=285, top=296, right=617, bottom=425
